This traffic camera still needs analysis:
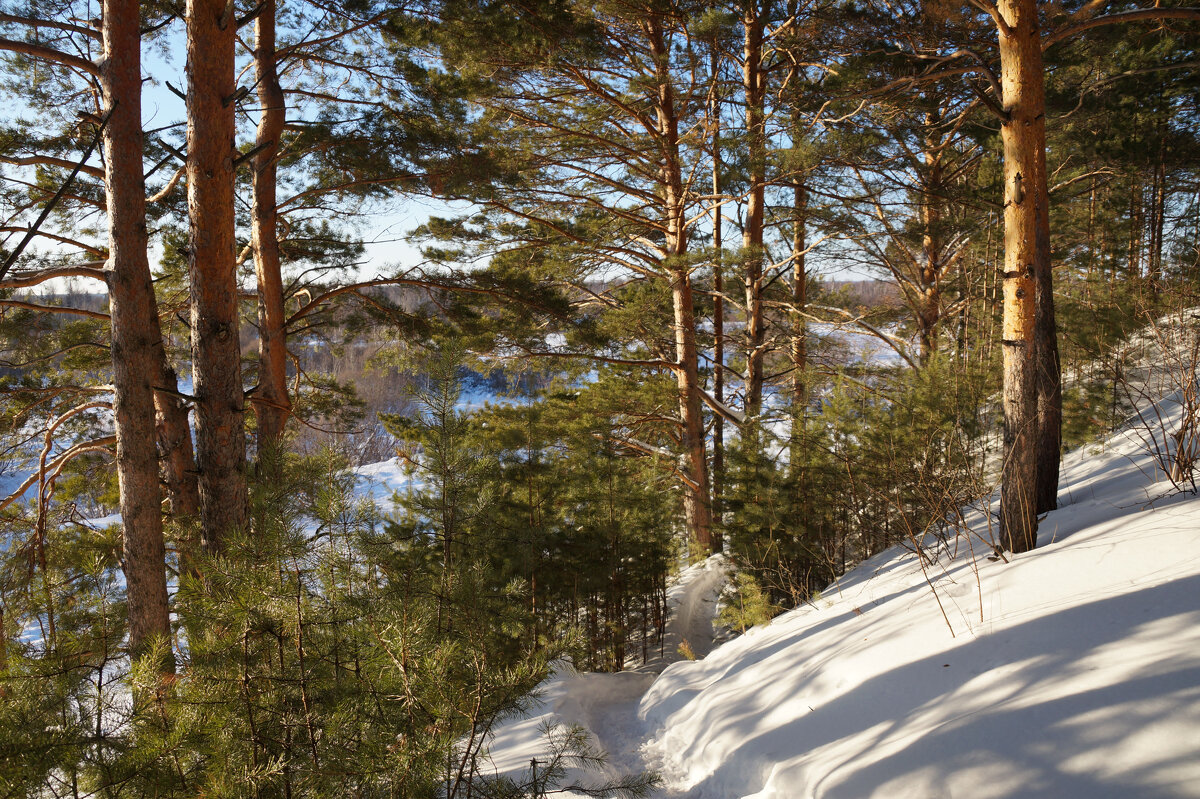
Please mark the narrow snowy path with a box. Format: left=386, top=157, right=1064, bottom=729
left=481, top=554, right=728, bottom=793
left=648, top=554, right=729, bottom=668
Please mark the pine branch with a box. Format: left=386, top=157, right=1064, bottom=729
left=0, top=13, right=100, bottom=40
left=1046, top=7, right=1200, bottom=49
left=0, top=264, right=106, bottom=289
left=0, top=299, right=109, bottom=320
left=0, top=154, right=104, bottom=179
left=1, top=434, right=115, bottom=512
left=0, top=36, right=99, bottom=76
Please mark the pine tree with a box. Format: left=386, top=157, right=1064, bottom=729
left=186, top=0, right=248, bottom=551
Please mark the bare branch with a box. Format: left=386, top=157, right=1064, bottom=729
left=0, top=228, right=105, bottom=256
left=0, top=299, right=109, bottom=320
left=0, top=436, right=114, bottom=511
left=0, top=154, right=104, bottom=179
left=966, top=0, right=1013, bottom=38
left=1046, top=8, right=1200, bottom=48
left=0, top=264, right=106, bottom=289
left=0, top=36, right=99, bottom=76
left=148, top=165, right=186, bottom=203
left=0, top=13, right=100, bottom=40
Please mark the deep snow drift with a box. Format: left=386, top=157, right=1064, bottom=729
left=480, top=406, right=1200, bottom=797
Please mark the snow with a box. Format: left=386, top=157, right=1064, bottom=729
left=353, top=456, right=418, bottom=514
left=652, top=555, right=728, bottom=667
left=481, top=401, right=1200, bottom=797
left=480, top=555, right=728, bottom=792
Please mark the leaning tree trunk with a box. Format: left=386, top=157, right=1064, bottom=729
left=186, top=0, right=248, bottom=552
left=997, top=0, right=1048, bottom=553
left=251, top=0, right=291, bottom=451
left=101, top=0, right=172, bottom=663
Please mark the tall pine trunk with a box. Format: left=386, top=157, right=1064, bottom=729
left=251, top=0, right=291, bottom=450
left=917, top=114, right=943, bottom=366
left=187, top=0, right=248, bottom=551
left=101, top=0, right=172, bottom=662
left=671, top=267, right=713, bottom=552
left=741, top=11, right=767, bottom=417
left=710, top=65, right=725, bottom=549
left=1034, top=228, right=1062, bottom=513
left=650, top=18, right=711, bottom=552
left=790, top=182, right=808, bottom=418
left=997, top=0, right=1048, bottom=552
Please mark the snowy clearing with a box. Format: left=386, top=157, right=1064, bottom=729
left=482, top=402, right=1200, bottom=798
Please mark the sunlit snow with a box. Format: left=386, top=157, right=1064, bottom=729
left=479, top=403, right=1200, bottom=798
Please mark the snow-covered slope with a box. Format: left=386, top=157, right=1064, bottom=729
left=483, top=403, right=1200, bottom=797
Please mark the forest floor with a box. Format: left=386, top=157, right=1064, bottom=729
left=479, top=395, right=1200, bottom=797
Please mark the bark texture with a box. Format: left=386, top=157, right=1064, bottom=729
left=710, top=65, right=725, bottom=549
left=997, top=0, right=1047, bottom=553
left=791, top=182, right=808, bottom=410
left=671, top=269, right=714, bottom=552
left=741, top=10, right=767, bottom=417
left=155, top=361, right=199, bottom=521
left=251, top=0, right=291, bottom=450
left=650, top=18, right=712, bottom=552
left=101, top=0, right=172, bottom=660
left=917, top=113, right=944, bottom=365
left=1034, top=239, right=1061, bottom=514
left=187, top=0, right=248, bottom=551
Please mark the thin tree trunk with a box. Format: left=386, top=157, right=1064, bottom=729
left=1128, top=176, right=1143, bottom=278
left=187, top=0, right=248, bottom=551
left=1034, top=241, right=1062, bottom=513
left=1150, top=132, right=1167, bottom=292
left=997, top=0, right=1047, bottom=552
left=155, top=361, right=199, bottom=523
left=251, top=0, right=291, bottom=451
left=155, top=357, right=200, bottom=579
left=1087, top=175, right=1097, bottom=287
left=710, top=50, right=725, bottom=549
left=790, top=182, right=808, bottom=434
left=671, top=269, right=713, bottom=552
left=1030, top=41, right=1061, bottom=518
left=742, top=10, right=767, bottom=417
left=650, top=18, right=711, bottom=552
left=101, top=0, right=172, bottom=663
left=918, top=114, right=943, bottom=366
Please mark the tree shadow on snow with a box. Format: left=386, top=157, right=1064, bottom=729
left=677, top=573, right=1200, bottom=799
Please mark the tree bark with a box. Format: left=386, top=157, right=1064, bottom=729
left=710, top=57, right=725, bottom=550
left=791, top=182, right=808, bottom=413
left=1034, top=222, right=1061, bottom=514
left=741, top=9, right=767, bottom=417
left=671, top=268, right=714, bottom=552
left=101, top=0, right=172, bottom=662
left=997, top=0, right=1047, bottom=552
left=155, top=362, right=199, bottom=521
left=251, top=0, right=291, bottom=451
left=187, top=0, right=248, bottom=552
left=649, top=17, right=712, bottom=552
left=917, top=113, right=943, bottom=366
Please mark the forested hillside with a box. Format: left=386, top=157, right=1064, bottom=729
left=0, top=0, right=1197, bottom=795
